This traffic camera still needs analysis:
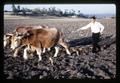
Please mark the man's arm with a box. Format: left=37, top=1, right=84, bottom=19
left=76, top=23, right=91, bottom=31
left=99, top=23, right=104, bottom=34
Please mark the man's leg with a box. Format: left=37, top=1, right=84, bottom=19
left=92, top=33, right=100, bottom=53
left=96, top=43, right=101, bottom=52
left=96, top=33, right=101, bottom=52
left=92, top=43, right=97, bottom=53
left=92, top=33, right=96, bottom=53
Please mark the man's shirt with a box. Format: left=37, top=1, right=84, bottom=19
left=79, top=21, right=104, bottom=33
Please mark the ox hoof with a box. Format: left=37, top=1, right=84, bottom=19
left=49, top=57, right=53, bottom=65
left=24, top=58, right=28, bottom=60
left=29, top=55, right=33, bottom=59
left=30, top=54, right=34, bottom=57
left=67, top=52, right=71, bottom=55
left=38, top=59, right=42, bottom=62
left=13, top=54, right=17, bottom=58
left=47, top=48, right=51, bottom=51
left=68, top=53, right=71, bottom=55
left=53, top=55, right=57, bottom=57
left=23, top=57, right=28, bottom=60
left=66, top=50, right=71, bottom=55
left=42, top=51, right=45, bottom=53
left=42, top=48, right=46, bottom=53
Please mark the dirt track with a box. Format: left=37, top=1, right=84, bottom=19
left=4, top=15, right=116, bottom=79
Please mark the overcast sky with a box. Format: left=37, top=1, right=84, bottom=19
left=4, top=4, right=116, bottom=15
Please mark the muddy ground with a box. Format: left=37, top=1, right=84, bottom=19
left=4, top=15, right=116, bottom=79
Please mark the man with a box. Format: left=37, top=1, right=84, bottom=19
left=75, top=16, right=104, bottom=53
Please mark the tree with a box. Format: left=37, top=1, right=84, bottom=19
left=63, top=9, right=69, bottom=16
left=12, top=4, right=17, bottom=15
left=21, top=8, right=26, bottom=16
left=17, top=5, right=20, bottom=12
left=78, top=10, right=80, bottom=14
left=12, top=4, right=21, bottom=15
left=32, top=8, right=40, bottom=15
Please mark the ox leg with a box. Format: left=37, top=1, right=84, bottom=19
left=23, top=47, right=29, bottom=60
left=27, top=44, right=33, bottom=57
left=66, top=48, right=71, bottom=55
left=43, top=48, right=51, bottom=53
left=4, top=35, right=11, bottom=48
left=10, top=43, right=14, bottom=50
left=47, top=48, right=51, bottom=51
left=59, top=39, right=71, bottom=55
left=54, top=46, right=59, bottom=57
left=4, top=40, right=7, bottom=48
left=13, top=48, right=20, bottom=57
left=42, top=48, right=46, bottom=53
left=36, top=48, right=42, bottom=61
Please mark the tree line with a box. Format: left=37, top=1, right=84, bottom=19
left=9, top=4, right=89, bottom=18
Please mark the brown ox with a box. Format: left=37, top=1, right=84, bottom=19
left=10, top=25, right=47, bottom=50
left=11, top=27, right=71, bottom=61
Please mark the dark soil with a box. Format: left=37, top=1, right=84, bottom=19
left=4, top=16, right=116, bottom=79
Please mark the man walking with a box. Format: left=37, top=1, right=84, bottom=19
left=75, top=16, right=104, bottom=53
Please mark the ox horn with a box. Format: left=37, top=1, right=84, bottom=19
left=5, top=33, right=13, bottom=36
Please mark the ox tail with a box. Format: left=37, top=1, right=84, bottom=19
left=58, top=31, right=69, bottom=47
left=59, top=31, right=63, bottom=40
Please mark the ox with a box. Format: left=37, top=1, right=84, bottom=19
left=4, top=33, right=13, bottom=48
left=10, top=27, right=71, bottom=61
left=4, top=25, right=47, bottom=49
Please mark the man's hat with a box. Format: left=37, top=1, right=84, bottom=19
left=91, top=16, right=96, bottom=19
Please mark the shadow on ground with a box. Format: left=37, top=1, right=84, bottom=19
left=68, top=36, right=92, bottom=47
left=68, top=34, right=115, bottom=47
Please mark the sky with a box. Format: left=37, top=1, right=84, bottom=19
left=4, top=4, right=116, bottom=15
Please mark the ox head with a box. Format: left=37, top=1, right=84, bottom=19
left=4, top=33, right=13, bottom=48
left=10, top=30, right=32, bottom=50
left=10, top=33, right=23, bottom=50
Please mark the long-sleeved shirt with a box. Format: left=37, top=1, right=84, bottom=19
left=78, top=21, right=104, bottom=33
